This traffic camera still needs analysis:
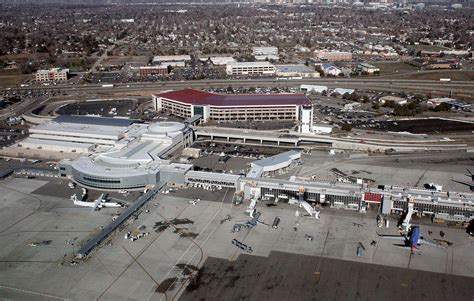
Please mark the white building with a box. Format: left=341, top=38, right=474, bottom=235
left=313, top=124, right=334, bottom=134
left=320, top=63, right=342, bottom=76
left=152, top=55, right=190, bottom=66
left=300, top=84, right=328, bottom=93
left=252, top=46, right=279, bottom=60
left=35, top=68, right=69, bottom=82
left=333, top=88, right=355, bottom=95
left=314, top=50, right=352, bottom=62
left=275, top=65, right=320, bottom=78
left=208, top=56, right=235, bottom=65
left=17, top=116, right=137, bottom=154
left=159, top=61, right=185, bottom=67
left=379, top=96, right=408, bottom=105
left=226, top=61, right=276, bottom=75
left=357, top=63, right=380, bottom=74
left=58, top=121, right=194, bottom=190
left=298, top=105, right=314, bottom=134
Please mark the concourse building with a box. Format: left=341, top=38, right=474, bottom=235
left=59, top=121, right=194, bottom=190
left=152, top=88, right=312, bottom=123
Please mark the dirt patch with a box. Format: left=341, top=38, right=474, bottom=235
left=375, top=118, right=474, bottom=134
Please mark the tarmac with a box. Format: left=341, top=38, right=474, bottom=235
left=0, top=150, right=472, bottom=300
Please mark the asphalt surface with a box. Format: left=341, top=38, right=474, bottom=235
left=3, top=78, right=474, bottom=99
left=181, top=251, right=474, bottom=301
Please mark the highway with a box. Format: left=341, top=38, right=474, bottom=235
left=3, top=78, right=474, bottom=98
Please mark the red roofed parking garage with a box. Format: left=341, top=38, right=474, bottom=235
left=152, top=88, right=311, bottom=123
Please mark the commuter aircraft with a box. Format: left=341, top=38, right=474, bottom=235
left=71, top=193, right=123, bottom=211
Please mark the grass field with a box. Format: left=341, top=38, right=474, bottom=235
left=0, top=70, right=30, bottom=87
left=102, top=55, right=149, bottom=66
left=387, top=70, right=474, bottom=81
left=373, top=61, right=419, bottom=75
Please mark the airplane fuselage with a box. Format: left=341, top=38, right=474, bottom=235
left=408, top=226, right=420, bottom=250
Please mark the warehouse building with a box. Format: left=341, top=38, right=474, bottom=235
left=153, top=88, right=311, bottom=123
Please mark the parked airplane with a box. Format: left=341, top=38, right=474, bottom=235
left=232, top=212, right=268, bottom=232
left=453, top=169, right=474, bottom=191
left=378, top=225, right=446, bottom=254
left=71, top=193, right=123, bottom=211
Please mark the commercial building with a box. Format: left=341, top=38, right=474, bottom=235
left=379, top=96, right=408, bottom=105
left=59, top=121, right=194, bottom=190
left=152, top=55, right=191, bottom=64
left=35, top=68, right=69, bottom=82
left=333, top=88, right=355, bottom=95
left=300, top=84, right=328, bottom=93
left=357, top=63, right=380, bottom=74
left=153, top=88, right=311, bottom=123
left=313, top=124, right=334, bottom=134
left=205, top=56, right=235, bottom=66
left=275, top=64, right=320, bottom=78
left=319, top=63, right=342, bottom=76
left=314, top=50, right=352, bottom=62
left=226, top=61, right=276, bottom=76
left=252, top=46, right=279, bottom=61
left=138, top=66, right=168, bottom=77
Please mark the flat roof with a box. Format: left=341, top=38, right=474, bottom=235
left=227, top=61, right=274, bottom=67
left=54, top=115, right=140, bottom=127
left=275, top=64, right=314, bottom=72
left=157, top=89, right=311, bottom=106
left=21, top=138, right=94, bottom=149
left=252, top=150, right=300, bottom=168
left=31, top=121, right=126, bottom=140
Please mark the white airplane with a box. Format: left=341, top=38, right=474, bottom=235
left=71, top=193, right=123, bottom=211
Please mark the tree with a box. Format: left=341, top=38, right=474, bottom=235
left=341, top=124, right=353, bottom=132
left=433, top=103, right=451, bottom=112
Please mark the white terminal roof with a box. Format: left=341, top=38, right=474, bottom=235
left=247, top=150, right=301, bottom=178
left=30, top=121, right=126, bottom=141
left=65, top=122, right=188, bottom=178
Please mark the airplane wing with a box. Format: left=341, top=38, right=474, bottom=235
left=377, top=233, right=407, bottom=241
left=452, top=180, right=474, bottom=189
left=419, top=238, right=447, bottom=248
left=395, top=245, right=422, bottom=253
left=92, top=200, right=101, bottom=211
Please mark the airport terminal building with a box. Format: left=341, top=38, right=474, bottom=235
left=152, top=88, right=312, bottom=123
left=59, top=121, right=194, bottom=190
